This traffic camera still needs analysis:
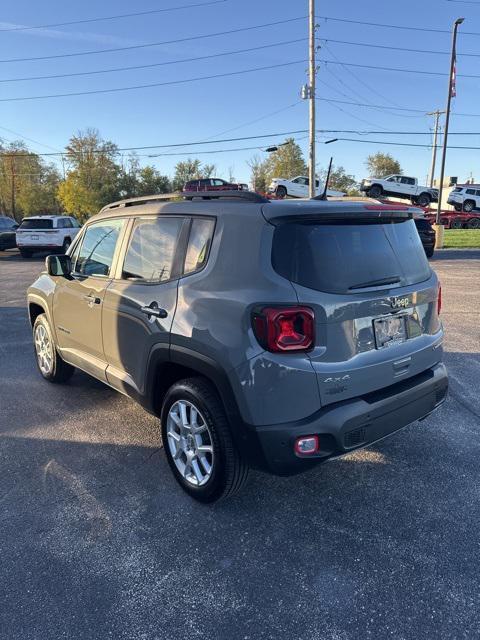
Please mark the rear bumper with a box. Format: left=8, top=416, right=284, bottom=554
left=241, top=363, right=448, bottom=476
left=16, top=244, right=62, bottom=251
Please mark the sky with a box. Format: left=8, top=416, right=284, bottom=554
left=0, top=0, right=479, bottom=185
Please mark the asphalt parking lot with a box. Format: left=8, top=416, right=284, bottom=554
left=1, top=248, right=479, bottom=640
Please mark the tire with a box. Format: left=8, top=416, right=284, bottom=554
left=276, top=185, right=287, bottom=199
left=440, top=217, right=450, bottom=227
left=467, top=217, right=480, bottom=229
left=33, top=314, right=75, bottom=383
left=161, top=377, right=249, bottom=503
left=450, top=218, right=464, bottom=229
left=454, top=204, right=463, bottom=212
left=367, top=184, right=383, bottom=198
left=416, top=193, right=431, bottom=207
left=19, top=248, right=32, bottom=258
left=463, top=200, right=475, bottom=213
left=425, top=246, right=434, bottom=258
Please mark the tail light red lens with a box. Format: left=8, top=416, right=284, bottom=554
left=437, top=282, right=442, bottom=316
left=252, top=306, right=315, bottom=352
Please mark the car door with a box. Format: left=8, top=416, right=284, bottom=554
left=52, top=218, right=125, bottom=382
left=289, top=177, right=307, bottom=198
left=399, top=177, right=416, bottom=197
left=102, top=215, right=187, bottom=396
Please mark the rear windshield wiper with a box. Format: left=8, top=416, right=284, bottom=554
left=349, top=276, right=401, bottom=290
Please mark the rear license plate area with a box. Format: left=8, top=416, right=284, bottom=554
left=373, top=315, right=407, bottom=349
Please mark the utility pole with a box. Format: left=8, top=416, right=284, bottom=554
left=308, top=0, right=316, bottom=199
left=436, top=17, right=464, bottom=232
left=9, top=156, right=16, bottom=222
left=427, top=110, right=445, bottom=188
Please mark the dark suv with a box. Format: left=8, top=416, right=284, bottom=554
left=27, top=192, right=447, bottom=502
left=0, top=216, right=18, bottom=250
left=183, top=178, right=247, bottom=192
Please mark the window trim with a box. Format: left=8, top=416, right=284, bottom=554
left=117, top=214, right=189, bottom=285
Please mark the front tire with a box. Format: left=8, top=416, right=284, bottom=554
left=33, top=314, right=75, bottom=383
left=161, top=377, right=249, bottom=502
left=463, top=200, right=475, bottom=213
left=276, top=185, right=287, bottom=199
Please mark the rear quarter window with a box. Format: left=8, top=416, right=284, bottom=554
left=272, top=218, right=431, bottom=294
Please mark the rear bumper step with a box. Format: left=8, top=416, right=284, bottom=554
left=242, top=363, right=448, bottom=475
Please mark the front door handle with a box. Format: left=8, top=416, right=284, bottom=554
left=83, top=294, right=101, bottom=306
left=140, top=302, right=168, bottom=319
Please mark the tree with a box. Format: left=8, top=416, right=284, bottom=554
left=171, top=159, right=217, bottom=191
left=0, top=141, right=61, bottom=221
left=137, top=166, right=171, bottom=195
left=319, top=164, right=359, bottom=195
left=365, top=153, right=402, bottom=178
left=247, top=154, right=269, bottom=193
left=264, top=138, right=307, bottom=183
left=58, top=128, right=122, bottom=221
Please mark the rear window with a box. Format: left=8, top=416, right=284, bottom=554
left=19, top=218, right=53, bottom=230
left=272, top=219, right=431, bottom=294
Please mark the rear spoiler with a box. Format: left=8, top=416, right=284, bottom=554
left=264, top=206, right=415, bottom=225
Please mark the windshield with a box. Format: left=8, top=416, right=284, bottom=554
left=272, top=218, right=431, bottom=294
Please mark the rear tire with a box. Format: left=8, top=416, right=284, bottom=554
left=33, top=314, right=75, bottom=383
left=19, top=249, right=32, bottom=258
left=416, top=193, right=431, bottom=207
left=367, top=184, right=382, bottom=198
left=463, top=200, right=475, bottom=213
left=454, top=204, right=463, bottom=212
left=161, top=377, right=249, bottom=502
left=467, top=217, right=480, bottom=229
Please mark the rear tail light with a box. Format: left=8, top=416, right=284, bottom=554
left=252, top=306, right=315, bottom=352
left=294, top=435, right=319, bottom=455
left=437, top=282, right=442, bottom=316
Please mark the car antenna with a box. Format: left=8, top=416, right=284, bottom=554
left=315, top=157, right=333, bottom=201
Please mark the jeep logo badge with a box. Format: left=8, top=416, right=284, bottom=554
left=391, top=296, right=410, bottom=309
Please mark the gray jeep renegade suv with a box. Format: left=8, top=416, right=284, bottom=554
left=27, top=191, right=448, bottom=502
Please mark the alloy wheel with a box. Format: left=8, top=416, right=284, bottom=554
left=34, top=323, right=53, bottom=375
left=166, top=400, right=214, bottom=487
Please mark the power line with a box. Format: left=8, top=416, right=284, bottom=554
left=331, top=137, right=480, bottom=149
left=0, top=129, right=310, bottom=157
left=319, top=58, right=480, bottom=78
left=0, top=16, right=306, bottom=63
left=0, top=1, right=228, bottom=32
left=317, top=15, right=480, bottom=36
left=0, top=59, right=307, bottom=103
left=321, top=37, right=480, bottom=57
left=317, top=97, right=480, bottom=118
left=0, top=39, right=304, bottom=84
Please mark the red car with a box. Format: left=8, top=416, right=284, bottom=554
left=183, top=178, right=248, bottom=192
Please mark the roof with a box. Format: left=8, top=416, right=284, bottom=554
left=89, top=191, right=420, bottom=224
left=22, top=214, right=69, bottom=219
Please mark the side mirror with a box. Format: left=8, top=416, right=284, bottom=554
left=46, top=254, right=72, bottom=278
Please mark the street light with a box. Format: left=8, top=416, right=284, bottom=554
left=435, top=17, right=464, bottom=240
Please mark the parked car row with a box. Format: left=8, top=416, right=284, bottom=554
left=0, top=215, right=81, bottom=258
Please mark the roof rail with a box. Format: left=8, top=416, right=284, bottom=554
left=100, top=192, right=182, bottom=212
left=182, top=190, right=268, bottom=203
left=100, top=190, right=268, bottom=212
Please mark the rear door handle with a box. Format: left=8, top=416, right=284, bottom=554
left=83, top=294, right=101, bottom=305
left=140, top=302, right=168, bottom=319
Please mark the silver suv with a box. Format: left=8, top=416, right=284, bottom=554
left=27, top=192, right=448, bottom=502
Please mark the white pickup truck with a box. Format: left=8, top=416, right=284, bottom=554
left=360, top=175, right=438, bottom=207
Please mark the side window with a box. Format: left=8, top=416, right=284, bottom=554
left=63, top=218, right=73, bottom=228
left=213, top=179, right=224, bottom=186
left=409, top=178, right=416, bottom=185
left=56, top=219, right=65, bottom=229
left=184, top=218, right=215, bottom=275
left=466, top=189, right=475, bottom=195
left=476, top=190, right=480, bottom=197
left=74, top=220, right=123, bottom=277
left=122, top=217, right=183, bottom=282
